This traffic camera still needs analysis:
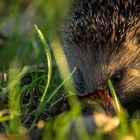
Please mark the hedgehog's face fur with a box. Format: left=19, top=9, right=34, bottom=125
left=63, top=0, right=140, bottom=113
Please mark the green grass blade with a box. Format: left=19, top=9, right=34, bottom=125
left=108, top=79, right=121, bottom=113
left=8, top=66, right=28, bottom=133
left=34, top=25, right=52, bottom=102
left=46, top=67, right=76, bottom=104
left=31, top=25, right=53, bottom=127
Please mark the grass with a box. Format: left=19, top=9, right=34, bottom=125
left=108, top=79, right=121, bottom=113
left=31, top=25, right=53, bottom=127
left=0, top=1, right=140, bottom=140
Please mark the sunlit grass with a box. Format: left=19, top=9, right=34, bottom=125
left=34, top=25, right=52, bottom=102
left=8, top=65, right=28, bottom=133
left=32, top=26, right=77, bottom=128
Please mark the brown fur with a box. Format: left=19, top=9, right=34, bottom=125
left=63, top=0, right=140, bottom=113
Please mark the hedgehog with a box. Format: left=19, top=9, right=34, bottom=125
left=63, top=0, right=140, bottom=114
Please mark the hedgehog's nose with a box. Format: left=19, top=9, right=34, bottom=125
left=96, top=83, right=112, bottom=97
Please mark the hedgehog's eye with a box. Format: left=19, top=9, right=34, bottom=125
left=111, top=70, right=124, bottom=84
